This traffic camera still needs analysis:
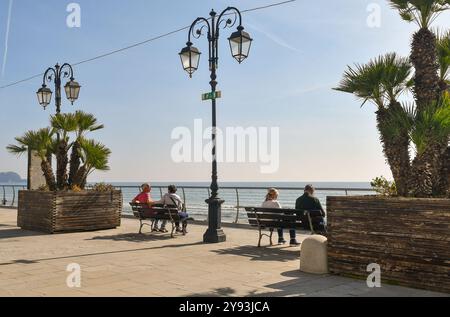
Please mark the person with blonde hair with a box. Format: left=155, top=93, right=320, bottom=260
left=262, top=188, right=299, bottom=246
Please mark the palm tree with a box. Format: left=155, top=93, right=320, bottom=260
left=400, top=93, right=450, bottom=196
left=389, top=1, right=449, bottom=110
left=68, top=111, right=104, bottom=187
left=51, top=113, right=77, bottom=190
left=335, top=53, right=413, bottom=196
left=6, top=128, right=57, bottom=191
left=72, top=139, right=111, bottom=189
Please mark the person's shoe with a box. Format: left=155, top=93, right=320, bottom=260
left=278, top=239, right=287, bottom=245
left=176, top=227, right=183, bottom=233
left=290, top=240, right=301, bottom=246
left=159, top=228, right=168, bottom=233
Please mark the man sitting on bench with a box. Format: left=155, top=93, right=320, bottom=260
left=153, top=185, right=189, bottom=234
left=296, top=184, right=327, bottom=234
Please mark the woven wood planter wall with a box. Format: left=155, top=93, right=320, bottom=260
left=18, top=190, right=122, bottom=234
left=327, top=196, right=450, bottom=293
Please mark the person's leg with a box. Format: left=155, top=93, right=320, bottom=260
left=277, top=229, right=286, bottom=244
left=180, top=212, right=189, bottom=233
left=159, top=220, right=168, bottom=232
left=290, top=229, right=300, bottom=246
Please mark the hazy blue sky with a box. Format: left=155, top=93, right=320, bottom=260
left=0, top=0, right=449, bottom=183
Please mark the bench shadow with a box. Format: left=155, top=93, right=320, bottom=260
left=211, top=245, right=300, bottom=262
left=88, top=233, right=176, bottom=243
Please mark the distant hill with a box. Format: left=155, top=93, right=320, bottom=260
left=0, top=172, right=24, bottom=183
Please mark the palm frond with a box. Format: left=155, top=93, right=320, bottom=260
left=435, top=29, right=450, bottom=81
left=334, top=53, right=412, bottom=109
left=74, top=111, right=104, bottom=137
left=6, top=128, right=55, bottom=159
left=6, top=144, right=27, bottom=156
left=389, top=0, right=450, bottom=28
left=79, top=138, right=111, bottom=172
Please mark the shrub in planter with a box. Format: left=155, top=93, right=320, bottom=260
left=7, top=112, right=122, bottom=233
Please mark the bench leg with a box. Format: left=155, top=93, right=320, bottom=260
left=258, top=228, right=263, bottom=248
left=171, top=223, right=175, bottom=238
left=269, top=229, right=274, bottom=246
left=139, top=220, right=144, bottom=234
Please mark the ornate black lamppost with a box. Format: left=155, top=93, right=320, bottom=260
left=179, top=7, right=252, bottom=243
left=36, top=63, right=81, bottom=114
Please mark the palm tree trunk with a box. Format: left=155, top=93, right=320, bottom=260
left=56, top=140, right=69, bottom=190
left=41, top=159, right=56, bottom=191
left=68, top=141, right=81, bottom=186
left=411, top=28, right=444, bottom=197
left=411, top=28, right=440, bottom=113
left=409, top=154, right=434, bottom=198
left=72, top=165, right=87, bottom=189
left=376, top=108, right=411, bottom=196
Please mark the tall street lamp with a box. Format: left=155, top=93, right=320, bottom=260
left=36, top=63, right=81, bottom=114
left=179, top=7, right=252, bottom=243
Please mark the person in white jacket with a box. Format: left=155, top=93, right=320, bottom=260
left=262, top=188, right=299, bottom=246
left=153, top=185, right=187, bottom=233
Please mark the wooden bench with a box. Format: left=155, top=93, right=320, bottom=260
left=245, top=207, right=327, bottom=247
left=129, top=203, right=193, bottom=238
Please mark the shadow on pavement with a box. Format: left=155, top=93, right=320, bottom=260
left=212, top=245, right=300, bottom=262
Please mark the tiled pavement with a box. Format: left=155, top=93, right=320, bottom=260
left=0, top=208, right=447, bottom=297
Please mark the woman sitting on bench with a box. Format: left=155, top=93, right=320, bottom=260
left=132, top=183, right=167, bottom=232
left=262, top=188, right=300, bottom=246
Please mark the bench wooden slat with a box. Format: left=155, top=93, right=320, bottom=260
left=248, top=220, right=305, bottom=229
left=245, top=207, right=327, bottom=247
left=246, top=213, right=302, bottom=221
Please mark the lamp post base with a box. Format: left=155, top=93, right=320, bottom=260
left=203, top=197, right=226, bottom=243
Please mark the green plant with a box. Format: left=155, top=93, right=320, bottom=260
left=371, top=176, right=398, bottom=196
left=336, top=2, right=450, bottom=197
left=335, top=53, right=412, bottom=196
left=37, top=184, right=50, bottom=192
left=7, top=113, right=110, bottom=191
left=7, top=128, right=57, bottom=191
left=91, top=183, right=115, bottom=192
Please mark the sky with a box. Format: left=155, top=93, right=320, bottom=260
left=0, top=0, right=449, bottom=183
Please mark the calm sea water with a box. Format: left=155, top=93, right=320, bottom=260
left=1, top=181, right=374, bottom=223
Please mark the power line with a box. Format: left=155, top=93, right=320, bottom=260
left=0, top=0, right=296, bottom=90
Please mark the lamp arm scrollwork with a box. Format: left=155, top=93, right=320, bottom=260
left=42, top=67, right=57, bottom=86
left=59, top=63, right=75, bottom=80
left=188, top=17, right=211, bottom=43
left=216, top=7, right=243, bottom=36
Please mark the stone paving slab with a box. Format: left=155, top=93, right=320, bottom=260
left=0, top=208, right=447, bottom=297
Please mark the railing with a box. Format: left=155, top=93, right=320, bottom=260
left=1, top=184, right=27, bottom=207
left=1, top=184, right=375, bottom=223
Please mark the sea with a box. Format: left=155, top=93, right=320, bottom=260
left=1, top=181, right=374, bottom=223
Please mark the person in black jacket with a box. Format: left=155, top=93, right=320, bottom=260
left=296, top=185, right=327, bottom=234
left=295, top=185, right=325, bottom=217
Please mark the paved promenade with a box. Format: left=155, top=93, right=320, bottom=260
left=0, top=208, right=446, bottom=297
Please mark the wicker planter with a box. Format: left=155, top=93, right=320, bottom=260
left=327, top=196, right=450, bottom=293
left=17, top=190, right=122, bottom=234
